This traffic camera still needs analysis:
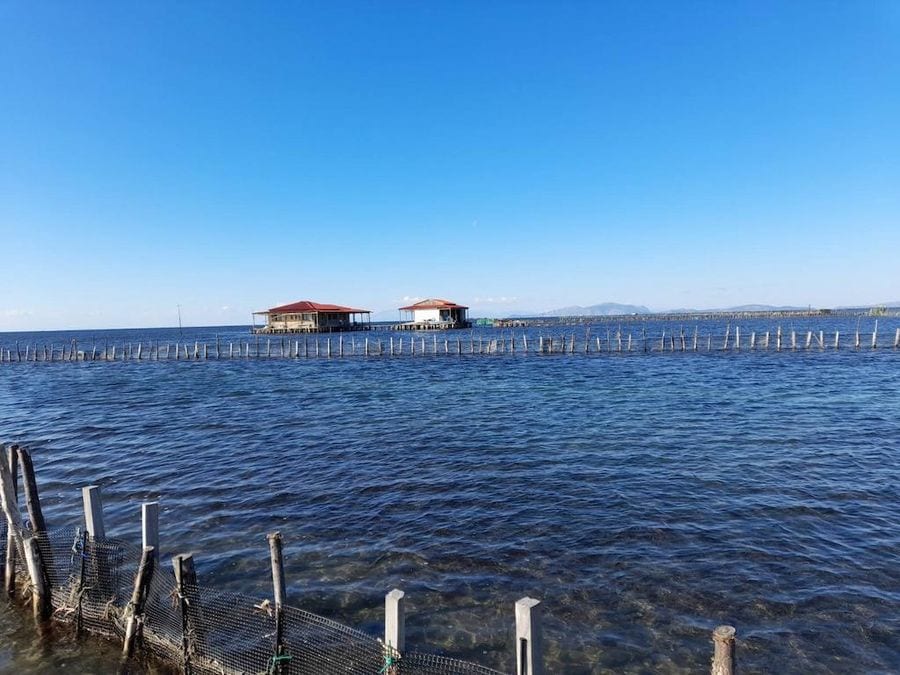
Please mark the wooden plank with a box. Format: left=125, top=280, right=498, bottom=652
left=82, top=485, right=106, bottom=539
left=515, top=597, right=542, bottom=675
left=385, top=588, right=406, bottom=653
left=142, top=502, right=160, bottom=560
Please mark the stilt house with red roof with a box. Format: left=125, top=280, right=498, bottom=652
left=397, top=299, right=470, bottom=330
left=253, top=300, right=371, bottom=333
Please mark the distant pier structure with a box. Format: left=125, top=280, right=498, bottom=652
left=252, top=300, right=371, bottom=333
left=392, top=298, right=471, bottom=330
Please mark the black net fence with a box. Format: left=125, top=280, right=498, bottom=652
left=1, top=526, right=508, bottom=675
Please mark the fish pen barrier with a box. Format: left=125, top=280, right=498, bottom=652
left=0, top=322, right=898, bottom=363
left=0, top=444, right=738, bottom=674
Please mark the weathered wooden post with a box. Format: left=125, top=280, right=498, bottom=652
left=384, top=588, right=405, bottom=672
left=749, top=332, right=756, bottom=349
left=3, top=446, right=18, bottom=594
left=894, top=328, right=900, bottom=349
left=268, top=532, right=288, bottom=674
left=22, top=535, right=51, bottom=618
left=523, top=334, right=528, bottom=352
left=805, top=331, right=812, bottom=349
left=515, top=597, right=542, bottom=675
left=172, top=553, right=201, bottom=673
left=711, top=625, right=736, bottom=675
left=339, top=335, right=344, bottom=357
left=872, top=320, right=878, bottom=349
left=82, top=485, right=106, bottom=539
left=734, top=326, right=740, bottom=350
left=17, top=448, right=51, bottom=618
left=142, top=502, right=159, bottom=560
left=121, top=545, right=156, bottom=661
left=776, top=327, right=782, bottom=351
left=723, top=325, right=730, bottom=350
left=834, top=331, right=840, bottom=349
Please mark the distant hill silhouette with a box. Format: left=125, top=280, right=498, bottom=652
left=542, top=303, right=651, bottom=317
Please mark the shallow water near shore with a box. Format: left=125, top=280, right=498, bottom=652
left=1, top=320, right=899, bottom=673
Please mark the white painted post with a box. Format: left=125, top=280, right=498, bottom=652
left=82, top=485, right=105, bottom=539
left=872, top=320, right=878, bottom=349
left=142, top=501, right=159, bottom=560
left=515, top=597, right=542, bottom=675
left=834, top=331, right=840, bottom=349
left=385, top=588, right=406, bottom=653
left=894, top=328, right=900, bottom=349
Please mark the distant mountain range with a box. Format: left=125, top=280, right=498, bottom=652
left=541, top=303, right=652, bottom=317
left=538, top=303, right=811, bottom=317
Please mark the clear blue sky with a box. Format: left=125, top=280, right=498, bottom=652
left=1, top=1, right=898, bottom=329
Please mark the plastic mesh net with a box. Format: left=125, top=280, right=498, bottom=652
left=1, top=527, right=510, bottom=675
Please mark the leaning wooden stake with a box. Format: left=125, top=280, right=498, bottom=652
left=22, top=535, right=51, bottom=619
left=122, top=546, right=156, bottom=661
left=268, top=532, right=289, bottom=674
left=711, top=625, right=736, bottom=675
left=3, top=445, right=18, bottom=594
left=17, top=447, right=47, bottom=533
left=515, top=597, right=543, bottom=675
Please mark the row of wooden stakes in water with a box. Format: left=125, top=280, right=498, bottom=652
left=0, top=443, right=739, bottom=675
left=1, top=324, right=898, bottom=362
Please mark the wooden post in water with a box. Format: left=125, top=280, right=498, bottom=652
left=82, top=485, right=106, bottom=539
left=122, top=545, right=156, bottom=661
left=22, top=535, right=51, bottom=619
left=522, top=334, right=528, bottom=352
left=660, top=331, right=665, bottom=352
left=172, top=553, right=201, bottom=672
left=539, top=336, right=544, bottom=353
left=17, top=447, right=46, bottom=533
left=385, top=588, right=406, bottom=658
left=711, top=625, right=736, bottom=675
left=855, top=326, right=860, bottom=349
left=3, top=446, right=18, bottom=594
left=776, top=327, right=782, bottom=351
left=515, top=597, right=543, bottom=675
left=750, top=332, right=756, bottom=349
left=268, top=532, right=288, bottom=674
left=734, top=326, right=740, bottom=351
left=723, top=325, right=730, bottom=351
left=16, top=447, right=51, bottom=618
left=834, top=331, right=840, bottom=349
left=894, top=328, right=900, bottom=349
left=142, top=502, right=159, bottom=560
left=805, top=331, right=812, bottom=349
left=872, top=320, right=878, bottom=349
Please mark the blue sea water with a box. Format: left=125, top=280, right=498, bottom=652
left=0, top=318, right=898, bottom=673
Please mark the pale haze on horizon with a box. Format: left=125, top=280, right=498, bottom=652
left=1, top=2, right=898, bottom=331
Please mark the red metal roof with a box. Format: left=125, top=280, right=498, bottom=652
left=399, top=298, right=468, bottom=311
left=260, top=300, right=370, bottom=314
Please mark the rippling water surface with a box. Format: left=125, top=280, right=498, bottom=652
left=1, top=320, right=899, bottom=673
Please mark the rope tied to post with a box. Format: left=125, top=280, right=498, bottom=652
left=380, top=652, right=400, bottom=674
left=266, top=653, right=292, bottom=674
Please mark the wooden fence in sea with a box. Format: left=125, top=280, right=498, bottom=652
left=0, top=443, right=739, bottom=674
left=1, top=322, right=898, bottom=363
